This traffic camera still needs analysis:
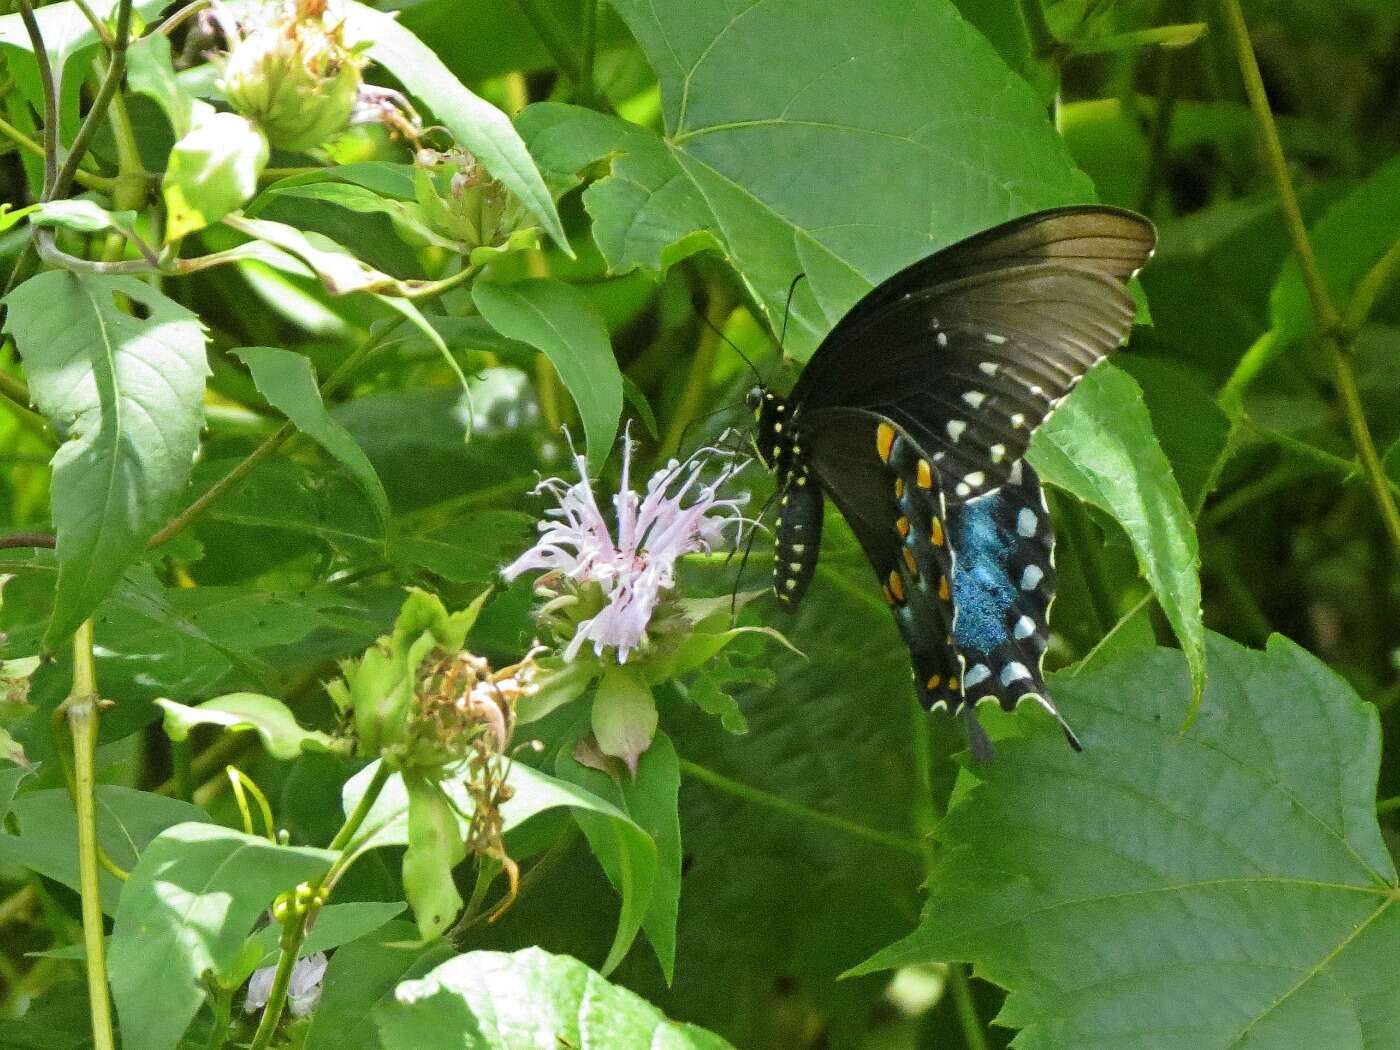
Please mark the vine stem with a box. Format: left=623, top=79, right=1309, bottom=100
left=677, top=757, right=924, bottom=857
left=248, top=762, right=392, bottom=1049
left=51, top=0, right=134, bottom=200
left=14, top=0, right=57, bottom=196
left=1218, top=0, right=1400, bottom=550
left=66, top=619, right=116, bottom=1050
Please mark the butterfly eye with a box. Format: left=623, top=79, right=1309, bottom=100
left=745, top=386, right=763, bottom=412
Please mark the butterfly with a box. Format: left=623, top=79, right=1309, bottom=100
left=747, top=206, right=1156, bottom=756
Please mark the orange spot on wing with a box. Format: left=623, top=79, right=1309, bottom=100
left=916, top=460, right=934, bottom=489
left=887, top=570, right=905, bottom=603
left=930, top=518, right=944, bottom=546
left=938, top=576, right=950, bottom=601
left=896, top=516, right=910, bottom=539
left=901, top=547, right=918, bottom=574
left=926, top=674, right=941, bottom=690
left=876, top=422, right=895, bottom=462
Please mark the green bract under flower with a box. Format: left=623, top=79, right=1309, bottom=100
left=219, top=0, right=365, bottom=153
left=414, top=148, right=531, bottom=254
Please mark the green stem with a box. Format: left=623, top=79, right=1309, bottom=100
left=1218, top=0, right=1400, bottom=550
left=1344, top=235, right=1400, bottom=335
left=15, top=0, right=58, bottom=196
left=1377, top=795, right=1400, bottom=815
left=948, top=964, right=992, bottom=1050
left=247, top=907, right=309, bottom=1050
left=51, top=0, right=134, bottom=200
left=514, top=0, right=589, bottom=99
left=1217, top=328, right=1281, bottom=412
left=203, top=986, right=234, bottom=1050
left=0, top=116, right=111, bottom=192
left=67, top=620, right=116, bottom=1050
left=328, top=762, right=391, bottom=854
left=580, top=0, right=599, bottom=104
left=677, top=758, right=923, bottom=857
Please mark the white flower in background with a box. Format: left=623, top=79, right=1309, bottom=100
left=245, top=951, right=328, bottom=1018
left=503, top=436, right=748, bottom=663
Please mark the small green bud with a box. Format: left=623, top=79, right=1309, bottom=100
left=220, top=0, right=364, bottom=153
left=413, top=148, right=529, bottom=251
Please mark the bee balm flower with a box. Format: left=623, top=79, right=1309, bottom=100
left=503, top=438, right=748, bottom=664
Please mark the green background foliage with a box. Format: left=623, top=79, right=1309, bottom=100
left=0, top=0, right=1397, bottom=1047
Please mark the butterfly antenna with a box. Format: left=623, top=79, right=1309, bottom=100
left=693, top=296, right=763, bottom=382
left=777, top=272, right=807, bottom=352
left=729, top=489, right=777, bottom=619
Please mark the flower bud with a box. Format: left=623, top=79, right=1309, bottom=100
left=413, top=148, right=528, bottom=252
left=220, top=0, right=364, bottom=153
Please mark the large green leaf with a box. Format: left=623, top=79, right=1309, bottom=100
left=155, top=692, right=341, bottom=760
left=342, top=759, right=656, bottom=975
left=3, top=271, right=208, bottom=647
left=854, top=633, right=1400, bottom=1050
left=473, top=278, right=623, bottom=465
left=108, top=824, right=333, bottom=1050
left=338, top=0, right=567, bottom=252
left=163, top=108, right=269, bottom=241
left=305, top=920, right=456, bottom=1050
left=603, top=0, right=1092, bottom=358
left=557, top=731, right=683, bottom=984
left=0, top=787, right=206, bottom=913
left=1029, top=364, right=1205, bottom=711
left=517, top=102, right=722, bottom=275
left=375, top=947, right=737, bottom=1050
left=231, top=346, right=391, bottom=531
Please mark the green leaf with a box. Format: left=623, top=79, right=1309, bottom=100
left=374, top=947, right=738, bottom=1050
left=260, top=181, right=461, bottom=250
left=127, top=32, right=194, bottom=137
left=339, top=0, right=568, bottom=253
left=0, top=202, right=39, bottom=231
left=0, top=787, right=207, bottom=913
left=231, top=346, right=391, bottom=531
left=163, top=108, right=269, bottom=241
left=305, top=920, right=456, bottom=1050
left=342, top=760, right=656, bottom=975
left=1272, top=154, right=1400, bottom=343
left=108, top=824, right=333, bottom=1050
left=2, top=271, right=209, bottom=647
left=852, top=633, right=1400, bottom=1050
left=1029, top=364, right=1205, bottom=714
left=591, top=666, right=658, bottom=776
left=403, top=773, right=469, bottom=941
left=31, top=198, right=137, bottom=235
left=473, top=278, right=623, bottom=465
left=558, top=731, right=683, bottom=984
left=517, top=102, right=722, bottom=275
left=602, top=0, right=1092, bottom=358
left=155, top=692, right=341, bottom=760
left=245, top=901, right=408, bottom=973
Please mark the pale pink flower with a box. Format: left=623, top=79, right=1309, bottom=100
left=503, top=436, right=748, bottom=663
left=245, top=951, right=327, bottom=1017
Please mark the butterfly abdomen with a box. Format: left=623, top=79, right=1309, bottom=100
left=773, top=464, right=823, bottom=608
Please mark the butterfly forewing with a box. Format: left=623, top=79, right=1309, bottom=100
left=789, top=207, right=1155, bottom=500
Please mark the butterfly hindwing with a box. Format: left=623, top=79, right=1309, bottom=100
left=800, top=410, right=961, bottom=709
left=946, top=460, right=1079, bottom=747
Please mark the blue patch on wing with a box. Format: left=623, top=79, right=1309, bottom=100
left=950, top=496, right=1020, bottom=654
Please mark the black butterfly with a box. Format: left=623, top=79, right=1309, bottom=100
left=747, top=206, right=1156, bottom=755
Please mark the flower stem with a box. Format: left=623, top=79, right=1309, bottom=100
left=14, top=0, right=58, bottom=196
left=949, top=964, right=992, bottom=1050
left=51, top=0, right=134, bottom=200
left=247, top=907, right=309, bottom=1050
left=249, top=763, right=392, bottom=1050
left=66, top=620, right=116, bottom=1050
left=1217, top=0, right=1400, bottom=550
left=677, top=758, right=923, bottom=857
left=660, top=289, right=730, bottom=460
